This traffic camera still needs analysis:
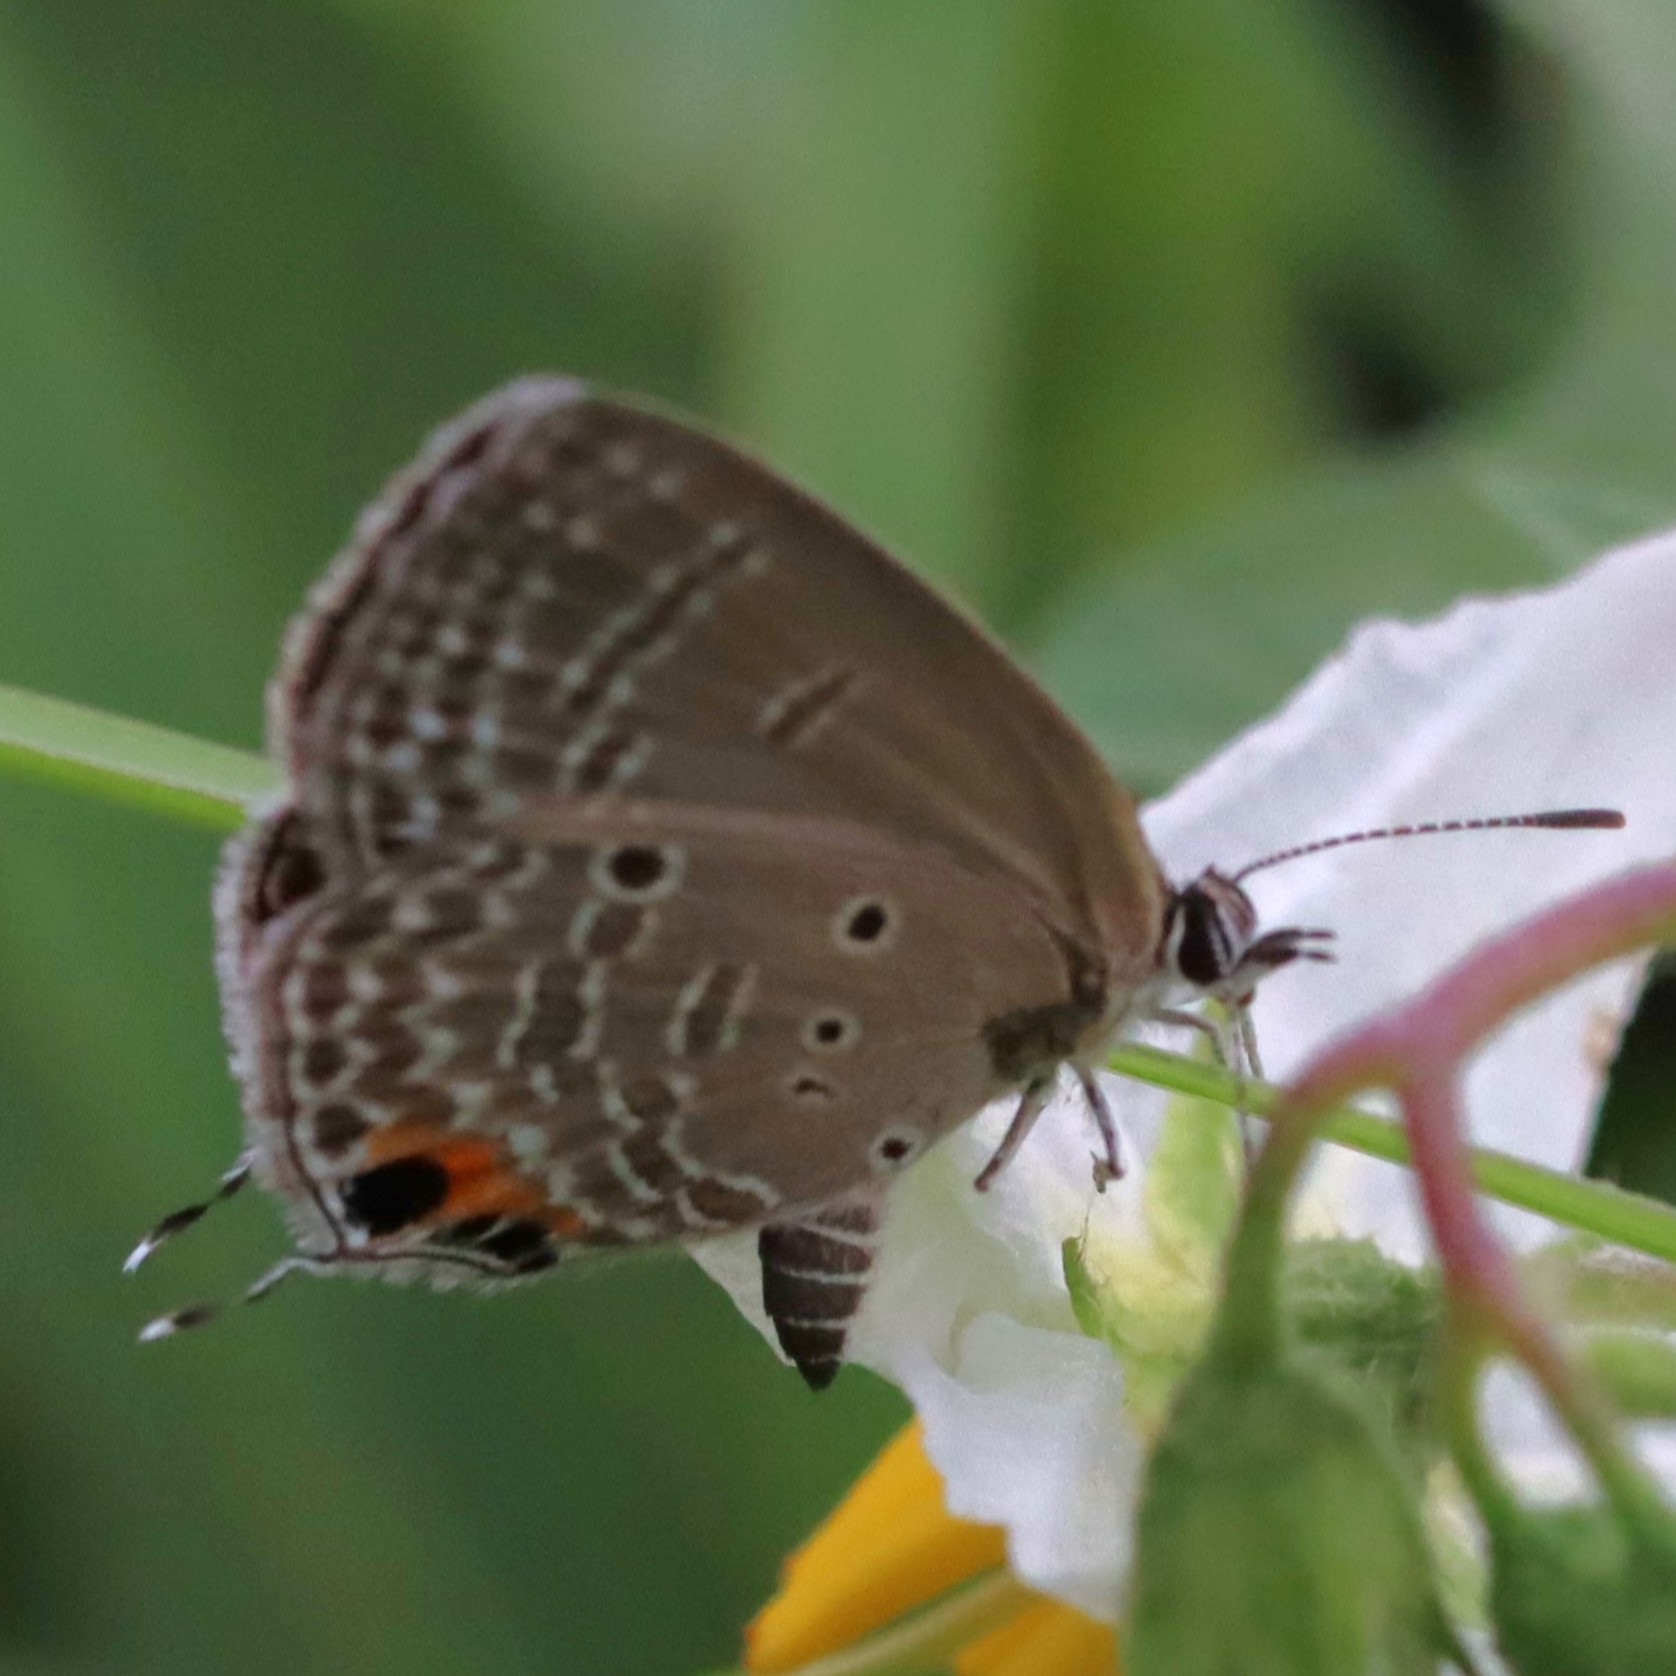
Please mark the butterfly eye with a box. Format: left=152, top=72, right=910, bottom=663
left=1170, top=892, right=1228, bottom=987
left=1165, top=872, right=1256, bottom=990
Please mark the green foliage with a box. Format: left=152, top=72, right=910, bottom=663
left=1486, top=1501, right=1676, bottom=1675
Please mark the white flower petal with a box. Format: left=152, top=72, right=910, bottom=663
left=854, top=1105, right=1145, bottom=1618
left=898, top=1311, right=1137, bottom=1620
left=1144, top=534, right=1676, bottom=1258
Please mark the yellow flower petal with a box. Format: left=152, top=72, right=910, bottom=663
left=746, top=1420, right=1008, bottom=1674
left=955, top=1597, right=1119, bottom=1676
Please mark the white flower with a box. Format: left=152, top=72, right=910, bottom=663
left=699, top=533, right=1676, bottom=1618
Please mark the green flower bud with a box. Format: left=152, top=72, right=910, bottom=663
left=1128, top=1349, right=1457, bottom=1676
left=1067, top=1228, right=1442, bottom=1454
left=1485, top=1498, right=1676, bottom=1674
left=1285, top=1239, right=1443, bottom=1438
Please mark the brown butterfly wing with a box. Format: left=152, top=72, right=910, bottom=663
left=270, top=378, right=1162, bottom=965
left=223, top=377, right=1165, bottom=1377
left=223, top=813, right=1074, bottom=1276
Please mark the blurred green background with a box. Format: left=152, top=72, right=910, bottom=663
left=1, top=2, right=1675, bottom=1672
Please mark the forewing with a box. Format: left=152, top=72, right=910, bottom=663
left=271, top=378, right=1161, bottom=969
left=221, top=806, right=1076, bottom=1278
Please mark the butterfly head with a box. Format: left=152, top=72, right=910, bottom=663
left=1123, top=805, right=1628, bottom=1144
left=1159, top=868, right=1335, bottom=1006
left=1155, top=806, right=1628, bottom=1008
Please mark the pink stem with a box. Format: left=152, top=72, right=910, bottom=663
left=1275, top=862, right=1676, bottom=1499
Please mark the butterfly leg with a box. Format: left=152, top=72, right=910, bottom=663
left=1230, top=999, right=1267, bottom=1160
left=1076, top=1068, right=1124, bottom=1189
left=758, top=1192, right=883, bottom=1390
left=972, top=1075, right=1054, bottom=1193
left=1147, top=1005, right=1261, bottom=1156
left=1147, top=1004, right=1232, bottom=1063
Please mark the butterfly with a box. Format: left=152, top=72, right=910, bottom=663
left=135, top=378, right=1612, bottom=1386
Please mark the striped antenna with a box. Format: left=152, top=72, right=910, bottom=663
left=1232, top=808, right=1625, bottom=884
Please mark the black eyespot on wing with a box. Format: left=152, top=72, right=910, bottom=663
left=876, top=1133, right=914, bottom=1164
left=805, top=1011, right=861, bottom=1051
left=592, top=842, right=684, bottom=904
left=609, top=845, right=665, bottom=892
left=834, top=895, right=899, bottom=953
left=479, top=1220, right=551, bottom=1265
left=340, top=1156, right=450, bottom=1235
left=846, top=903, right=887, bottom=942
left=252, top=811, right=326, bottom=923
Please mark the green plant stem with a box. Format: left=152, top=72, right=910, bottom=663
left=1205, top=1094, right=1312, bottom=1366
left=1109, top=1043, right=1676, bottom=1267
left=1434, top=1315, right=1507, bottom=1515
left=0, top=683, right=271, bottom=829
